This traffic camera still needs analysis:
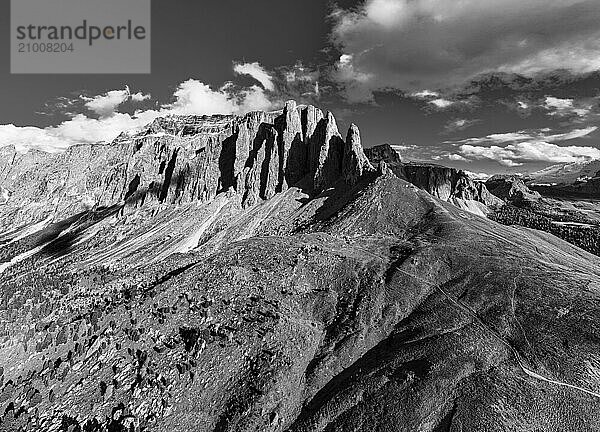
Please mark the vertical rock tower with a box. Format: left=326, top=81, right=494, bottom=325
left=0, top=101, right=375, bottom=229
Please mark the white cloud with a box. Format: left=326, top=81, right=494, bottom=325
left=448, top=154, right=469, bottom=162
left=409, top=89, right=472, bottom=110
left=391, top=144, right=417, bottom=151
left=460, top=141, right=600, bottom=166
left=452, top=120, right=468, bottom=128
left=0, top=124, right=73, bottom=153
left=544, top=96, right=574, bottom=111
left=445, top=125, right=600, bottom=166
left=500, top=39, right=600, bottom=76
left=333, top=54, right=377, bottom=103
left=1, top=62, right=278, bottom=153
left=444, top=118, right=479, bottom=133
left=543, top=96, right=592, bottom=117
left=83, top=86, right=151, bottom=118
left=50, top=112, right=160, bottom=144
left=233, top=62, right=275, bottom=91
left=448, top=126, right=598, bottom=146
left=429, top=98, right=454, bottom=109
left=464, top=170, right=491, bottom=181
left=168, top=80, right=239, bottom=115
left=411, top=90, right=439, bottom=98
left=83, top=89, right=127, bottom=118
left=544, top=126, right=598, bottom=141
left=330, top=0, right=600, bottom=100
left=130, top=92, right=151, bottom=103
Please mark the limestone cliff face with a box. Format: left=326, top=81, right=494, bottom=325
left=0, top=101, right=373, bottom=230
left=363, top=143, right=402, bottom=167
left=401, top=164, right=499, bottom=205
left=485, top=175, right=541, bottom=204
left=1, top=107, right=599, bottom=432
left=343, top=124, right=373, bottom=186
left=364, top=144, right=502, bottom=210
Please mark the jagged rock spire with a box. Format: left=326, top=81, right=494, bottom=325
left=0, top=101, right=377, bottom=227
left=310, top=112, right=344, bottom=193
left=278, top=100, right=304, bottom=188
left=342, top=124, right=374, bottom=186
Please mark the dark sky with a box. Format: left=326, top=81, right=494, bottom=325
left=0, top=1, right=332, bottom=126
left=2, top=0, right=600, bottom=176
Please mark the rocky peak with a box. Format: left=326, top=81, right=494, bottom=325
left=365, top=144, right=502, bottom=212
left=0, top=101, right=374, bottom=229
left=309, top=111, right=343, bottom=192
left=485, top=175, right=541, bottom=204
left=364, top=143, right=402, bottom=166
left=343, top=124, right=374, bottom=185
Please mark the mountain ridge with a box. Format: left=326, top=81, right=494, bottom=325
left=0, top=103, right=599, bottom=431
left=0, top=101, right=373, bottom=232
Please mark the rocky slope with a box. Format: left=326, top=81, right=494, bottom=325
left=365, top=144, right=502, bottom=215
left=361, top=147, right=600, bottom=257
left=0, top=105, right=599, bottom=432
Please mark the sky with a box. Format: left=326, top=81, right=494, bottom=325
left=1, top=0, right=600, bottom=176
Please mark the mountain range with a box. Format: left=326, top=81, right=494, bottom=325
left=530, top=160, right=600, bottom=185
left=0, top=102, right=599, bottom=431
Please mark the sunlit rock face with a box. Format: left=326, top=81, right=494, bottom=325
left=0, top=101, right=372, bottom=231
left=364, top=144, right=503, bottom=214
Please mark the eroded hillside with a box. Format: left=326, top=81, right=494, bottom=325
left=0, top=104, right=599, bottom=432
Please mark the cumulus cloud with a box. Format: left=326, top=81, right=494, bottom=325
left=0, top=124, right=73, bottom=153
left=448, top=154, right=469, bottom=162
left=448, top=126, right=598, bottom=146
left=464, top=170, right=492, bottom=181
left=233, top=62, right=275, bottom=91
left=330, top=0, right=600, bottom=101
left=444, top=118, right=480, bottom=133
left=447, top=126, right=600, bottom=166
left=1, top=62, right=279, bottom=153
left=429, top=99, right=454, bottom=109
left=460, top=141, right=600, bottom=166
left=411, top=90, right=439, bottom=98
left=130, top=91, right=151, bottom=103
left=165, top=80, right=270, bottom=115
left=409, top=88, right=476, bottom=110
left=83, top=86, right=151, bottom=118
left=543, top=96, right=592, bottom=117
left=83, top=89, right=130, bottom=117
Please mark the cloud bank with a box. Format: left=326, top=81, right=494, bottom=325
left=331, top=0, right=600, bottom=101
left=460, top=142, right=600, bottom=167
left=83, top=87, right=150, bottom=118
left=0, top=62, right=281, bottom=153
left=447, top=126, right=600, bottom=166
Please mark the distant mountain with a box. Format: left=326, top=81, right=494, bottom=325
left=364, top=144, right=503, bottom=216
left=485, top=175, right=541, bottom=205
left=0, top=103, right=599, bottom=431
left=527, top=160, right=600, bottom=198
left=530, top=160, right=600, bottom=185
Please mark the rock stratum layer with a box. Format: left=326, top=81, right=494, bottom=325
left=0, top=101, right=372, bottom=231
left=365, top=144, right=503, bottom=216
left=0, top=104, right=599, bottom=432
